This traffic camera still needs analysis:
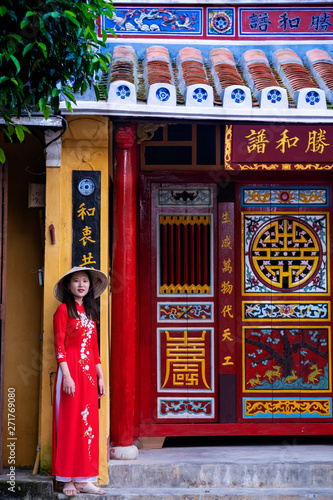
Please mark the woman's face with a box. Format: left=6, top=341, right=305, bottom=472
left=68, top=271, right=90, bottom=304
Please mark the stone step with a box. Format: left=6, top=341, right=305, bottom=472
left=108, top=446, right=333, bottom=490
left=2, top=444, right=333, bottom=499
left=52, top=486, right=333, bottom=499
left=0, top=471, right=53, bottom=499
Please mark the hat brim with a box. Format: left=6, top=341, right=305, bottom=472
left=54, top=266, right=108, bottom=302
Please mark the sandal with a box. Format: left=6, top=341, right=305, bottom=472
left=63, top=481, right=77, bottom=496
left=75, top=481, right=105, bottom=494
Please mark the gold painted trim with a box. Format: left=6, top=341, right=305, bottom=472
left=160, top=215, right=211, bottom=226
left=224, top=124, right=232, bottom=170
left=160, top=284, right=211, bottom=294
left=229, top=163, right=333, bottom=171
left=244, top=398, right=331, bottom=417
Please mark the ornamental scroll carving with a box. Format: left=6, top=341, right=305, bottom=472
left=115, top=123, right=137, bottom=149
left=137, top=123, right=166, bottom=144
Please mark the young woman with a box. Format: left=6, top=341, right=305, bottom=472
left=52, top=266, right=108, bottom=496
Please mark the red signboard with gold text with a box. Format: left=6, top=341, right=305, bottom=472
left=225, top=124, right=333, bottom=170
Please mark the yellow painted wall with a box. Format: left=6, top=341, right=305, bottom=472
left=40, top=116, right=110, bottom=484
left=1, top=132, right=45, bottom=466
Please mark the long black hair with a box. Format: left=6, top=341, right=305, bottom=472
left=62, top=271, right=99, bottom=323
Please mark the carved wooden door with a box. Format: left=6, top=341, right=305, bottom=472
left=139, top=177, right=333, bottom=435
left=239, top=184, right=332, bottom=426
left=139, top=175, right=219, bottom=427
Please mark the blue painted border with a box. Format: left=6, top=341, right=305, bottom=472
left=157, top=397, right=215, bottom=419
left=239, top=7, right=333, bottom=37
left=243, top=397, right=332, bottom=418
left=241, top=186, right=329, bottom=207
left=157, top=302, right=214, bottom=323
left=102, top=7, right=203, bottom=36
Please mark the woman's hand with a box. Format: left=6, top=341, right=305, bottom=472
left=59, top=361, right=75, bottom=397
left=96, top=363, right=105, bottom=398
left=98, top=376, right=105, bottom=398
left=62, top=374, right=75, bottom=396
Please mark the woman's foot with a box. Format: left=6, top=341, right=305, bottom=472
left=74, top=481, right=105, bottom=494
left=63, top=481, right=77, bottom=496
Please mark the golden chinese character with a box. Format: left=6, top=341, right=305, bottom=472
left=80, top=252, right=97, bottom=267
left=77, top=203, right=96, bottom=221
left=222, top=356, right=234, bottom=366
left=222, top=259, right=232, bottom=274
left=306, top=129, right=330, bottom=154
left=221, top=280, right=233, bottom=294
left=222, top=328, right=234, bottom=342
left=245, top=129, right=269, bottom=154
left=221, top=211, right=232, bottom=224
left=221, top=236, right=232, bottom=250
left=275, top=129, right=299, bottom=153
left=162, top=330, right=210, bottom=389
left=221, top=305, right=233, bottom=318
left=79, top=226, right=96, bottom=247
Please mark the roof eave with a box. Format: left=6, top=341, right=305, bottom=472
left=0, top=116, right=64, bottom=128
left=59, top=100, right=333, bottom=124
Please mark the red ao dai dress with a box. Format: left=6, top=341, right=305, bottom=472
left=52, top=302, right=101, bottom=478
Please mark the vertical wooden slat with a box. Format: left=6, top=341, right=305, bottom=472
left=190, top=221, right=195, bottom=285
left=196, top=223, right=202, bottom=285
left=192, top=124, right=196, bottom=167
left=162, top=220, right=168, bottom=286
left=175, top=223, right=181, bottom=285
left=216, top=125, right=221, bottom=167
left=183, top=224, right=189, bottom=285
left=202, top=222, right=208, bottom=285
left=169, top=222, right=174, bottom=285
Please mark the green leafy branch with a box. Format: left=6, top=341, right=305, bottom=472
left=0, top=0, right=115, bottom=163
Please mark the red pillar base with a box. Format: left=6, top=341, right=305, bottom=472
left=110, top=444, right=139, bottom=460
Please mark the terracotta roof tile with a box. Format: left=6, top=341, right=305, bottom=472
left=145, top=46, right=173, bottom=87
left=305, top=49, right=333, bottom=103
left=209, top=48, right=243, bottom=94
left=240, top=49, right=279, bottom=96
left=273, top=48, right=318, bottom=97
left=177, top=47, right=209, bottom=97
left=105, top=44, right=332, bottom=110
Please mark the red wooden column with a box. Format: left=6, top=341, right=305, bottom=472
left=110, top=123, right=138, bottom=460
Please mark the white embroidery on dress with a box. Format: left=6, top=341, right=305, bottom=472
left=81, top=404, right=94, bottom=461
left=56, top=347, right=66, bottom=360
left=77, top=312, right=96, bottom=385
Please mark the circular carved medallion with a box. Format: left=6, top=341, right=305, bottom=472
left=249, top=216, right=322, bottom=291
left=77, top=178, right=95, bottom=196
left=211, top=12, right=232, bottom=34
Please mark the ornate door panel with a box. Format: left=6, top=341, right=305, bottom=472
left=240, top=185, right=332, bottom=424
left=140, top=177, right=218, bottom=424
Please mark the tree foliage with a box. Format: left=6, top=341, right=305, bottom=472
left=0, top=0, right=114, bottom=162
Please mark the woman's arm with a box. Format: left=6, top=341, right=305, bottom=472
left=59, top=361, right=75, bottom=396
left=96, top=363, right=105, bottom=398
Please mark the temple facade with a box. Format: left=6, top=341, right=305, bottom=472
left=2, top=0, right=333, bottom=483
